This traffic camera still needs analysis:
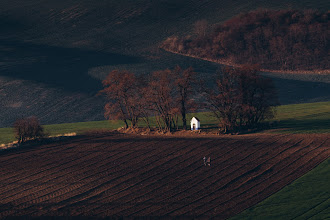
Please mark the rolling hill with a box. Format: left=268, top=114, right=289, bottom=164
left=1, top=0, right=330, bottom=127
left=0, top=133, right=329, bottom=218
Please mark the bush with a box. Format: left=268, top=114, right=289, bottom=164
left=14, top=117, right=44, bottom=143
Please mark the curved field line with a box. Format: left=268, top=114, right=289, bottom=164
left=84, top=138, right=229, bottom=215
left=23, top=139, right=182, bottom=215
left=0, top=138, right=138, bottom=200
left=0, top=141, right=96, bottom=194
left=53, top=139, right=212, bottom=214
left=174, top=138, right=318, bottom=215
left=0, top=135, right=136, bottom=183
left=105, top=137, right=263, bottom=216
left=194, top=138, right=329, bottom=217
left=0, top=138, right=141, bottom=216
left=0, top=136, right=106, bottom=178
left=0, top=143, right=108, bottom=203
left=1, top=134, right=328, bottom=218
left=15, top=140, right=162, bottom=215
left=221, top=144, right=330, bottom=219
left=159, top=137, right=309, bottom=216
left=0, top=139, right=112, bottom=185
left=3, top=150, right=116, bottom=205
left=134, top=136, right=293, bottom=216
left=100, top=137, right=282, bottom=216
left=102, top=136, right=298, bottom=216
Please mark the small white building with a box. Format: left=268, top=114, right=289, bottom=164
left=190, top=117, right=200, bottom=130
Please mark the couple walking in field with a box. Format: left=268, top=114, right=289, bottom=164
left=203, top=156, right=211, bottom=166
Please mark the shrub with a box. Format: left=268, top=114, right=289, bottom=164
left=14, top=117, right=44, bottom=143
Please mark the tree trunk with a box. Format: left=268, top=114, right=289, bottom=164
left=123, top=119, right=128, bottom=129
left=182, top=113, right=187, bottom=130
left=181, top=99, right=187, bottom=130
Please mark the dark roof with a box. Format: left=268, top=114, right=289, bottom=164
left=192, top=117, right=200, bottom=121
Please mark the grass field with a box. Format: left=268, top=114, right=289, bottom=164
left=1, top=101, right=329, bottom=145
left=271, top=101, right=330, bottom=133
left=231, top=157, right=330, bottom=220
left=0, top=120, right=124, bottom=145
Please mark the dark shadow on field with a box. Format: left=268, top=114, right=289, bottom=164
left=269, top=77, right=330, bottom=105
left=275, top=118, right=330, bottom=133
left=0, top=40, right=140, bottom=93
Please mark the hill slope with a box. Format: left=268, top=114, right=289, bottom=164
left=0, top=133, right=329, bottom=218
left=0, top=0, right=330, bottom=127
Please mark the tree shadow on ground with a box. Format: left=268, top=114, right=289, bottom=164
left=275, top=118, right=330, bottom=133
left=270, top=77, right=330, bottom=105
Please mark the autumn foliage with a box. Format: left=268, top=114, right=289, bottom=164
left=100, top=65, right=277, bottom=134
left=100, top=67, right=196, bottom=132
left=161, top=9, right=329, bottom=71
left=98, top=70, right=142, bottom=129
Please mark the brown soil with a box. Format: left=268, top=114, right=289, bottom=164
left=0, top=133, right=329, bottom=218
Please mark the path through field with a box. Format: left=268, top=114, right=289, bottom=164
left=0, top=133, right=329, bottom=218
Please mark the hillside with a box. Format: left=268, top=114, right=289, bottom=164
left=0, top=133, right=328, bottom=218
left=1, top=0, right=330, bottom=127
left=161, top=9, right=329, bottom=71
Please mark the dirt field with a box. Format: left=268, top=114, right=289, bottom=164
left=0, top=133, right=329, bottom=218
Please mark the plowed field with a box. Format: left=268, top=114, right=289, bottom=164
left=0, top=133, right=329, bottom=218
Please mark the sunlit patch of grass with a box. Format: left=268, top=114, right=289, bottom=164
left=1, top=101, right=329, bottom=144
left=270, top=101, right=330, bottom=133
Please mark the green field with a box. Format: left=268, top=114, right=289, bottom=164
left=271, top=101, right=330, bottom=133
left=1, top=101, right=329, bottom=145
left=231, top=158, right=330, bottom=220
left=0, top=120, right=124, bottom=145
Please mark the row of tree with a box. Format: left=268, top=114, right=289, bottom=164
left=99, top=65, right=278, bottom=133
left=161, top=9, right=329, bottom=71
left=98, top=66, right=196, bottom=132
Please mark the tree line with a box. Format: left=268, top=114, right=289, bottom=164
left=161, top=9, right=329, bottom=71
left=11, top=65, right=278, bottom=144
left=99, top=65, right=278, bottom=134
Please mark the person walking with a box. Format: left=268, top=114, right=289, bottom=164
left=206, top=157, right=211, bottom=166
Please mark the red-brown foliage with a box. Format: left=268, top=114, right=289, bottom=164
left=100, top=67, right=197, bottom=132
left=99, top=70, right=142, bottom=128
left=143, top=69, right=178, bottom=132
left=161, top=9, right=329, bottom=70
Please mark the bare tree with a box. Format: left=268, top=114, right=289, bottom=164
left=14, top=117, right=44, bottom=143
left=143, top=69, right=177, bottom=132
left=173, top=66, right=197, bottom=130
left=99, top=70, right=141, bottom=128
left=202, top=65, right=277, bottom=133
